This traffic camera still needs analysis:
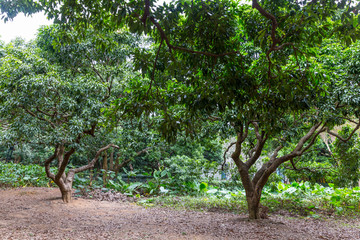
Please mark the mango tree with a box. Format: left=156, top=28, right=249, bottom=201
left=114, top=1, right=360, bottom=219
left=0, top=29, right=136, bottom=202
left=118, top=1, right=360, bottom=219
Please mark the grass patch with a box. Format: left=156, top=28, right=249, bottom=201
left=138, top=195, right=248, bottom=214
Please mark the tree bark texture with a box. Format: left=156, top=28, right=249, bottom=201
left=230, top=121, right=326, bottom=219
left=247, top=193, right=261, bottom=219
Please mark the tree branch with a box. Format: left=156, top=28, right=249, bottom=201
left=36, top=107, right=55, bottom=117
left=222, top=142, right=236, bottom=170
left=55, top=145, right=75, bottom=182
left=147, top=39, right=163, bottom=96
left=286, top=158, right=317, bottom=173
left=252, top=0, right=279, bottom=46
left=327, top=118, right=360, bottom=142
left=44, top=146, right=58, bottom=181
left=83, top=123, right=97, bottom=136
left=84, top=54, right=106, bottom=83
left=140, top=0, right=150, bottom=26
left=145, top=15, right=240, bottom=57
left=252, top=122, right=323, bottom=190
left=73, top=144, right=120, bottom=173
left=114, top=147, right=151, bottom=172
left=245, top=122, right=268, bottom=168
left=23, top=107, right=56, bottom=129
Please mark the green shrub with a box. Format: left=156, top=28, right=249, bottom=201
left=0, top=161, right=50, bottom=187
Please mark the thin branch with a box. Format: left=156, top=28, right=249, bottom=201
left=284, top=159, right=334, bottom=173
left=146, top=15, right=240, bottom=57
left=222, top=142, right=236, bottom=170
left=293, top=122, right=322, bottom=153
left=327, top=118, right=360, bottom=142
left=114, top=147, right=151, bottom=172
left=300, top=125, right=327, bottom=154
left=208, top=116, right=221, bottom=122
left=84, top=54, right=106, bottom=83
left=23, top=108, right=56, bottom=129
left=339, top=117, right=359, bottom=125
left=147, top=39, right=163, bottom=96
left=273, top=42, right=294, bottom=51
left=288, top=158, right=317, bottom=173
left=36, top=107, right=55, bottom=117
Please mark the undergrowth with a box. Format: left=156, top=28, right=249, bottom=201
left=1, top=162, right=360, bottom=218
left=138, top=181, right=360, bottom=218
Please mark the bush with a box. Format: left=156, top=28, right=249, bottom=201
left=0, top=161, right=50, bottom=187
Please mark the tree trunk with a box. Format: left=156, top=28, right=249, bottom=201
left=89, top=169, right=93, bottom=186
left=102, top=151, right=108, bottom=185
left=114, top=155, right=121, bottom=175
left=247, top=195, right=261, bottom=219
left=109, top=148, right=114, bottom=171
left=14, top=155, right=21, bottom=163
left=61, top=188, right=72, bottom=203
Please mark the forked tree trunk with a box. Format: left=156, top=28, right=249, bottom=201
left=56, top=171, right=75, bottom=203
left=45, top=144, right=119, bottom=204
left=229, top=121, right=329, bottom=219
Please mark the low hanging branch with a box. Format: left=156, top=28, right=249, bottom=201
left=72, top=144, right=120, bottom=174
left=284, top=158, right=334, bottom=173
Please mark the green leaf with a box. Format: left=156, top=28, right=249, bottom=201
left=199, top=182, right=208, bottom=191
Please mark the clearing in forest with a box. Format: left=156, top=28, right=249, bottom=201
left=0, top=187, right=360, bottom=240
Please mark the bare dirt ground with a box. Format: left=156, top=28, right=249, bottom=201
left=0, top=187, right=360, bottom=240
